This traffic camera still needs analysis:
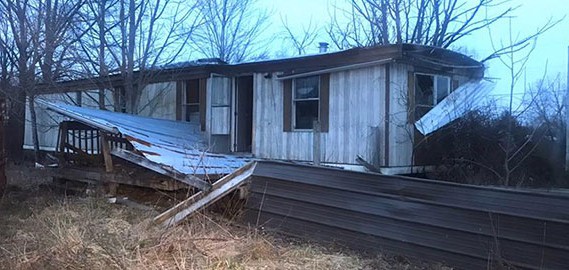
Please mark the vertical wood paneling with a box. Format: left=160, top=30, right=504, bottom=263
left=137, top=82, right=177, bottom=120
left=389, top=63, right=414, bottom=167
left=254, top=65, right=387, bottom=166
left=207, top=76, right=232, bottom=135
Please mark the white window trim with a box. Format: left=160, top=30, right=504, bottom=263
left=415, top=73, right=451, bottom=106
left=292, top=76, right=321, bottom=131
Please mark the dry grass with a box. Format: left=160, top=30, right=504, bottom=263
left=0, top=186, right=427, bottom=270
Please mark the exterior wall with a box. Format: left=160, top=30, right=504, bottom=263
left=387, top=63, right=414, bottom=167
left=253, top=65, right=387, bottom=166
left=137, top=82, right=177, bottom=120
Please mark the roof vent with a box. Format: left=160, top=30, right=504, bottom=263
left=318, top=42, right=329, bottom=53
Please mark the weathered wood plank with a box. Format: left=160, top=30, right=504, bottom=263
left=45, top=167, right=187, bottom=191
left=100, top=134, right=114, bottom=172
left=111, top=148, right=212, bottom=191
left=154, top=161, right=256, bottom=227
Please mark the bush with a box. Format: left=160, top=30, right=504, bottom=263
left=423, top=110, right=567, bottom=188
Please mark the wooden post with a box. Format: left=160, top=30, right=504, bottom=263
left=100, top=133, right=113, bottom=172
left=313, top=120, right=321, bottom=166
left=100, top=133, right=118, bottom=195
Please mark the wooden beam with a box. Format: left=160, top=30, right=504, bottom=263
left=313, top=120, right=321, bottom=166
left=45, top=167, right=187, bottom=191
left=100, top=134, right=113, bottom=173
left=153, top=161, right=256, bottom=227
left=111, top=148, right=212, bottom=191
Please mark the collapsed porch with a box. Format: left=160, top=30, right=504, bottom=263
left=36, top=99, right=249, bottom=191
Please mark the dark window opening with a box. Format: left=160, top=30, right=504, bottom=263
left=183, top=79, right=200, bottom=122
left=414, top=74, right=450, bottom=119
left=293, top=76, right=320, bottom=130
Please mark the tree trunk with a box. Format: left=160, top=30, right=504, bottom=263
left=6, top=89, right=26, bottom=162
left=28, top=96, right=40, bottom=163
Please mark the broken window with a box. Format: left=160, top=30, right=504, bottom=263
left=293, top=76, right=320, bottom=130
left=183, top=80, right=200, bottom=122
left=414, top=73, right=450, bottom=119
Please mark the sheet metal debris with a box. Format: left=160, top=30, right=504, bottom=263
left=415, top=79, right=495, bottom=135
left=37, top=99, right=249, bottom=177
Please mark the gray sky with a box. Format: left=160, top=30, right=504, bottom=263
left=263, top=0, right=569, bottom=104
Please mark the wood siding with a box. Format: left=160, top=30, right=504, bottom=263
left=387, top=63, right=414, bottom=167
left=137, top=82, right=177, bottom=120
left=207, top=76, right=232, bottom=135
left=253, top=66, right=387, bottom=166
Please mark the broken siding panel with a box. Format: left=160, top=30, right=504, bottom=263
left=137, top=82, right=177, bottom=120
left=254, top=66, right=385, bottom=165
left=388, top=63, right=414, bottom=167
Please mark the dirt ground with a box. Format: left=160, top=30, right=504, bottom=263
left=0, top=167, right=447, bottom=270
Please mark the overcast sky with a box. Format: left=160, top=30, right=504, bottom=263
left=262, top=0, right=569, bottom=104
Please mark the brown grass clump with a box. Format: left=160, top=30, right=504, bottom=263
left=0, top=188, right=416, bottom=270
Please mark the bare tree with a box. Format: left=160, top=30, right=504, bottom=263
left=107, top=0, right=200, bottom=113
left=73, top=0, right=120, bottom=109
left=0, top=0, right=85, bottom=162
left=191, top=0, right=269, bottom=63
left=327, top=0, right=516, bottom=50
left=432, top=19, right=564, bottom=187
left=0, top=0, right=42, bottom=161
left=281, top=17, right=320, bottom=56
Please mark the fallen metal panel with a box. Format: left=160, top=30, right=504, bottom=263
left=244, top=161, right=569, bottom=270
left=36, top=99, right=249, bottom=177
left=111, top=148, right=212, bottom=191
left=252, top=161, right=569, bottom=222
left=415, top=79, right=495, bottom=135
left=154, top=161, right=256, bottom=227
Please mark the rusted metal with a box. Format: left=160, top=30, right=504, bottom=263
left=244, top=161, right=569, bottom=270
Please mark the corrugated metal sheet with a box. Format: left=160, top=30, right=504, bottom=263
left=244, top=161, right=569, bottom=270
left=415, top=79, right=495, bottom=135
left=37, top=100, right=248, bottom=175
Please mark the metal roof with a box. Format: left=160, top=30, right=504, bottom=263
left=37, top=99, right=249, bottom=176
left=415, top=79, right=495, bottom=135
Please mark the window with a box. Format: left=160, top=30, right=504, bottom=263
left=293, top=76, right=320, bottom=130
left=414, top=73, right=450, bottom=119
left=183, top=80, right=200, bottom=122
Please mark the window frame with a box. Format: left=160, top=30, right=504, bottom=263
left=182, top=80, right=200, bottom=122
left=292, top=75, right=321, bottom=131
left=415, top=72, right=451, bottom=106
left=414, top=73, right=451, bottom=120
